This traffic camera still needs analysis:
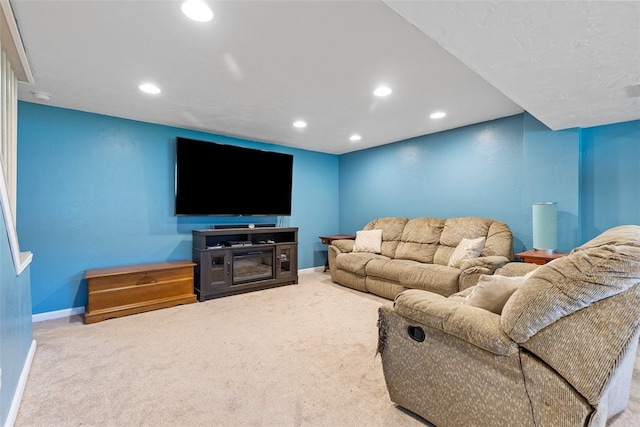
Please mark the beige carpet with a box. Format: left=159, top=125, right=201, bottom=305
left=15, top=271, right=640, bottom=427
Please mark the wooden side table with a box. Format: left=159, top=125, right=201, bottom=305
left=515, top=250, right=569, bottom=265
left=320, top=234, right=356, bottom=271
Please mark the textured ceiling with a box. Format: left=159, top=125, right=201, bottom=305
left=10, top=0, right=640, bottom=155
left=385, top=0, right=640, bottom=131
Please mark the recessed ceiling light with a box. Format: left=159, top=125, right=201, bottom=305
left=293, top=120, right=307, bottom=129
left=32, top=91, right=52, bottom=101
left=430, top=111, right=446, bottom=119
left=181, top=0, right=214, bottom=22
left=349, top=134, right=362, bottom=142
left=373, top=86, right=392, bottom=97
left=139, top=83, right=161, bottom=94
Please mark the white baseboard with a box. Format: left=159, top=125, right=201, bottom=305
left=30, top=269, right=326, bottom=323
left=32, top=306, right=85, bottom=323
left=4, top=340, right=36, bottom=427
left=299, top=266, right=325, bottom=274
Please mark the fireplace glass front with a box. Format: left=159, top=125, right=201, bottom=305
left=232, top=250, right=274, bottom=285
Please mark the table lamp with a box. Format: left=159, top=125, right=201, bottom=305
left=532, top=202, right=557, bottom=253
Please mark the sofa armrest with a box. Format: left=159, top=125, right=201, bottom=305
left=494, top=261, right=539, bottom=277
left=458, top=255, right=510, bottom=290
left=459, top=255, right=510, bottom=272
left=331, top=239, right=355, bottom=253
left=327, top=239, right=356, bottom=275
left=393, top=289, right=518, bottom=356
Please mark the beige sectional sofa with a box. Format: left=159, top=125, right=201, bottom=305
left=328, top=216, right=514, bottom=299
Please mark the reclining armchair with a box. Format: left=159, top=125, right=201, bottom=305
left=377, top=225, right=640, bottom=426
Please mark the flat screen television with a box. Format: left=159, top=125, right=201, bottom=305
left=175, top=137, right=293, bottom=216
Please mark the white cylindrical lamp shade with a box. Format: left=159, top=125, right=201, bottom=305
left=532, top=202, right=557, bottom=252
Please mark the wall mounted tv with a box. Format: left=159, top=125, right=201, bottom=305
left=175, top=137, right=293, bottom=216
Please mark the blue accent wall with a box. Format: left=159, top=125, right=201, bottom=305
left=340, top=113, right=578, bottom=252
left=340, top=114, right=525, bottom=228
left=0, top=205, right=32, bottom=425
left=16, top=102, right=640, bottom=316
left=522, top=113, right=580, bottom=251
left=340, top=113, right=638, bottom=253
left=17, top=102, right=339, bottom=315
left=580, top=120, right=640, bottom=240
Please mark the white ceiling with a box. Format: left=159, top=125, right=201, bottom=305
left=10, top=0, right=640, bottom=155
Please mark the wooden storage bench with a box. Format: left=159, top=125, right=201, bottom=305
left=84, top=260, right=197, bottom=324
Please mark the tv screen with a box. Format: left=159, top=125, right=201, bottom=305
left=175, top=137, right=293, bottom=216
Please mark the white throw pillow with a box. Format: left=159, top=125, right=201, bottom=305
left=352, top=229, right=383, bottom=253
left=464, top=273, right=529, bottom=314
left=448, top=237, right=486, bottom=268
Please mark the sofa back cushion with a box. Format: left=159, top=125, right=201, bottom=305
left=501, top=225, right=640, bottom=343
left=363, top=217, right=408, bottom=259
left=433, top=217, right=513, bottom=266
left=483, top=220, right=515, bottom=260
left=395, top=217, right=445, bottom=263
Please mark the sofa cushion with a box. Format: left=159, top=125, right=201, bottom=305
left=366, top=276, right=409, bottom=300
left=494, top=262, right=539, bottom=278
left=364, top=217, right=408, bottom=258
left=335, top=252, right=388, bottom=276
left=434, top=217, right=493, bottom=266
left=395, top=217, right=445, bottom=263
left=365, top=258, right=417, bottom=282
left=399, top=263, right=461, bottom=297
left=448, top=237, right=486, bottom=268
left=484, top=220, right=515, bottom=259
left=353, top=229, right=382, bottom=253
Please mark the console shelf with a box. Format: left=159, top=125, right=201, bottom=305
left=192, top=227, right=298, bottom=301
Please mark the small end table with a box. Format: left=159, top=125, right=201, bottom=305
left=516, top=249, right=569, bottom=265
left=319, top=234, right=356, bottom=271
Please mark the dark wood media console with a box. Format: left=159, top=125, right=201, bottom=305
left=192, top=227, right=298, bottom=301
